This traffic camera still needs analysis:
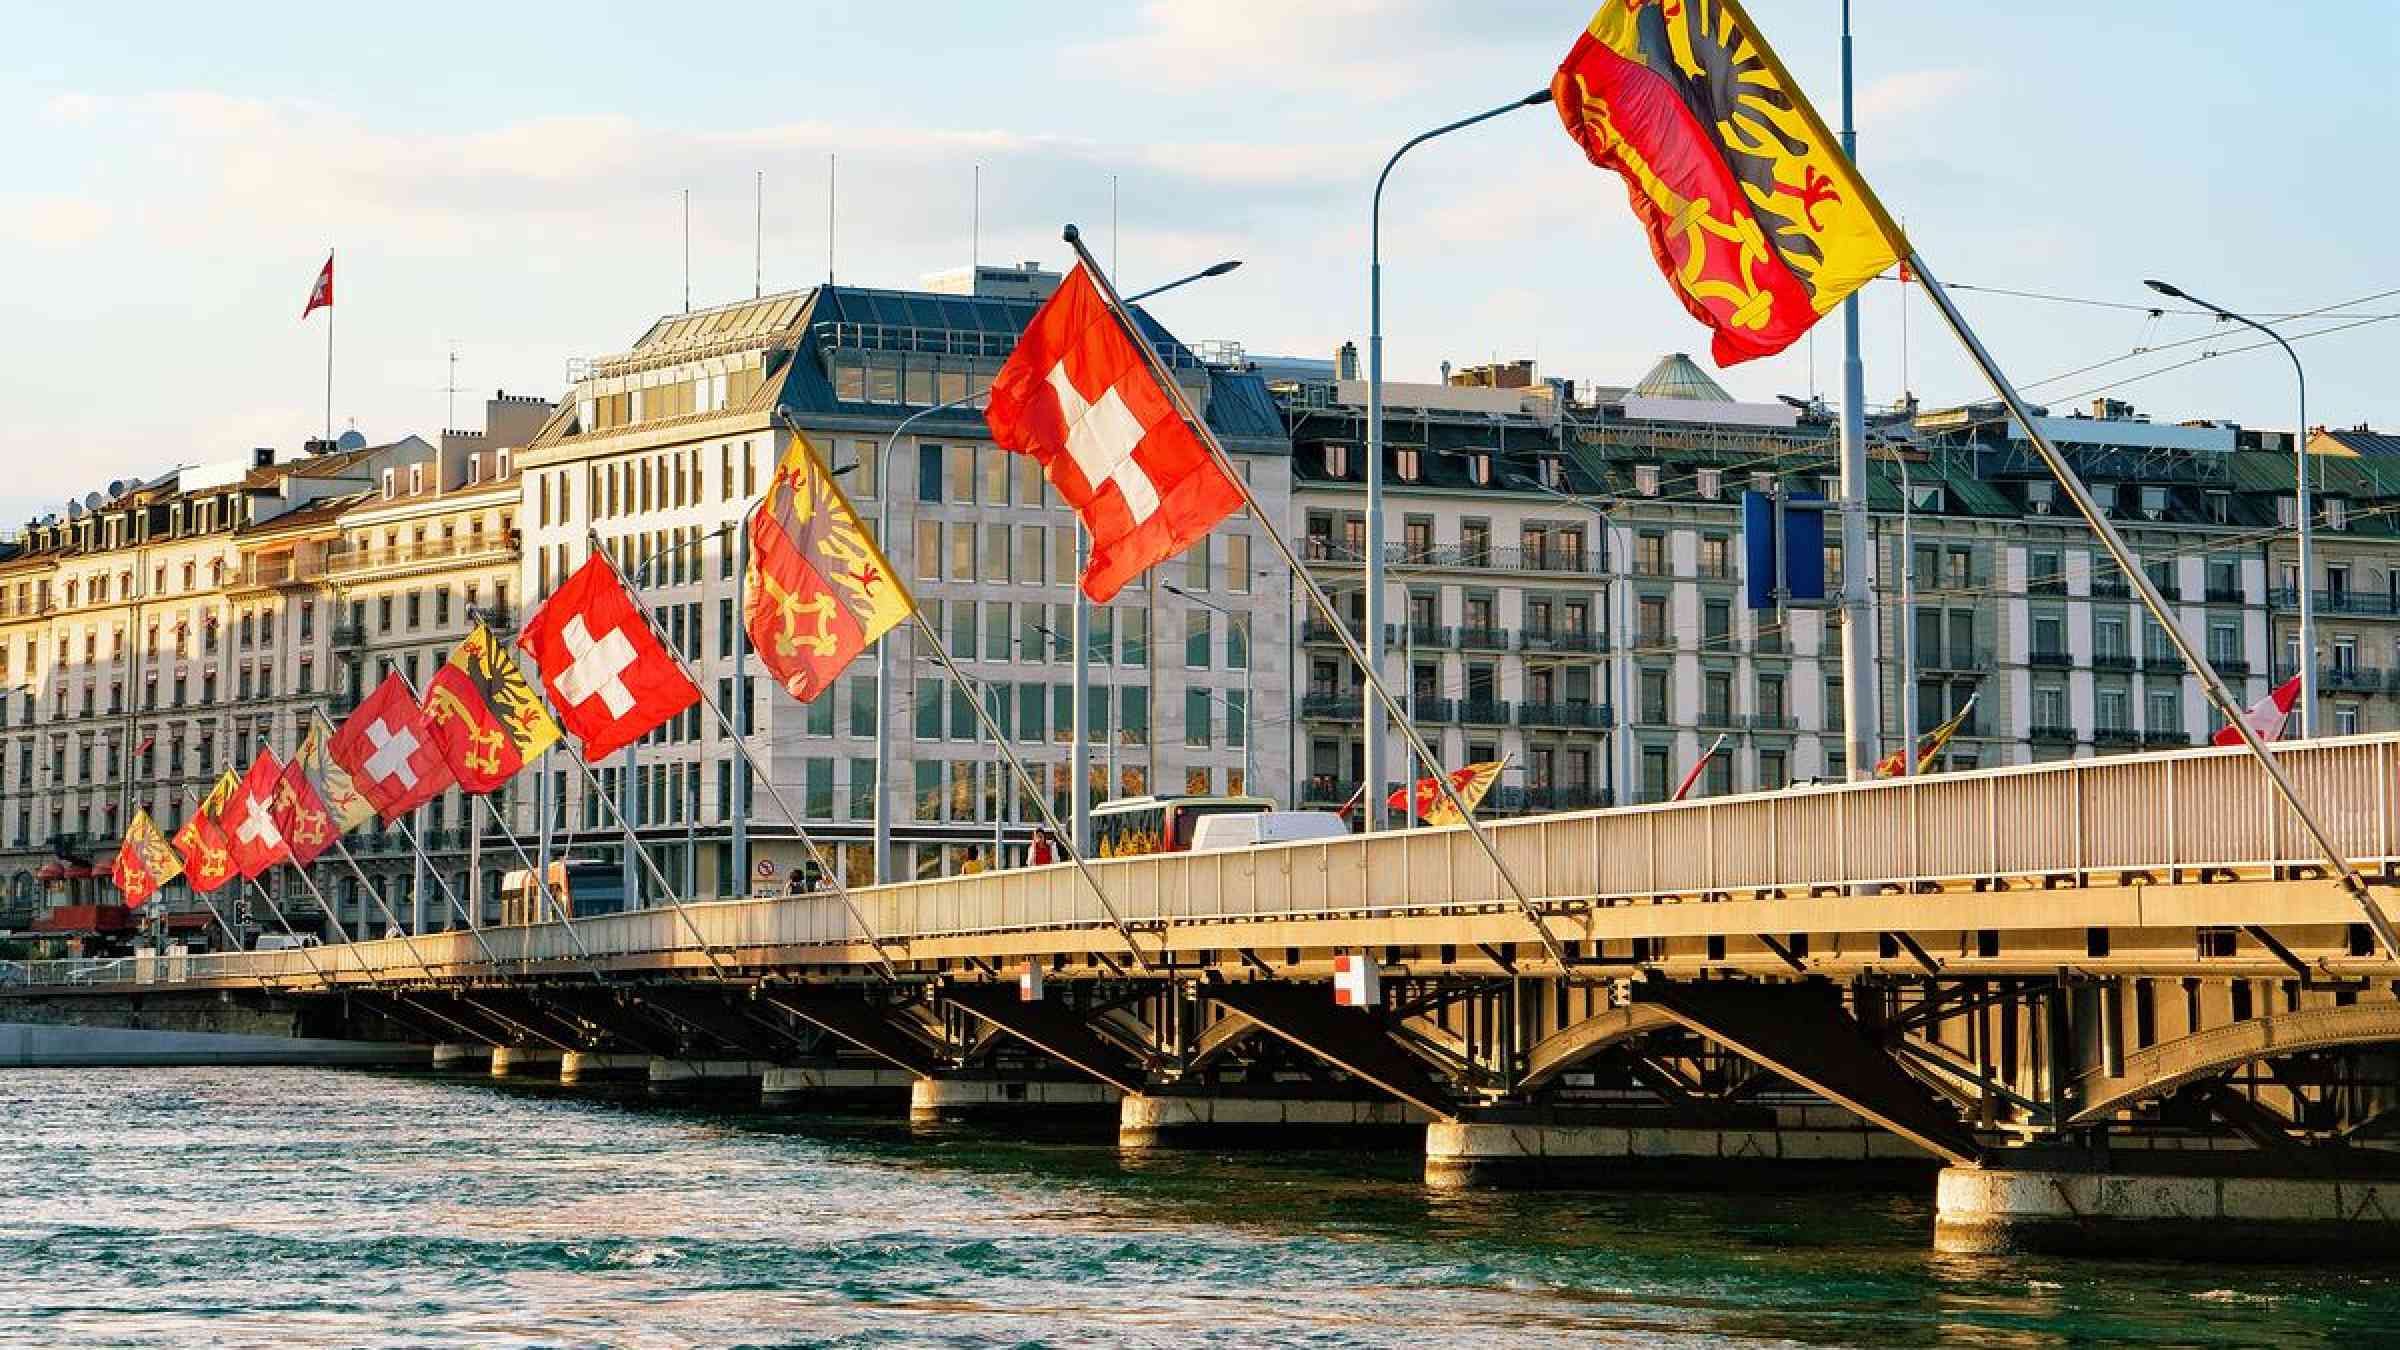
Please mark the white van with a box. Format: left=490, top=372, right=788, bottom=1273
left=254, top=934, right=322, bottom=951
left=1188, top=810, right=1351, bottom=852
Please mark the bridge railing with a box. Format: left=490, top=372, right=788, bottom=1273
left=11, top=735, right=2398, bottom=987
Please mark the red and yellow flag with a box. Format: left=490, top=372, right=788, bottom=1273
left=1876, top=694, right=1980, bottom=779
left=744, top=429, right=914, bottom=702
left=424, top=622, right=562, bottom=793
left=1552, top=0, right=1904, bottom=365
left=112, top=809, right=183, bottom=909
left=173, top=771, right=241, bottom=895
left=1386, top=760, right=1507, bottom=827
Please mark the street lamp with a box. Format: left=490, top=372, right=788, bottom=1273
left=1365, top=88, right=1554, bottom=831
left=1163, top=584, right=1253, bottom=796
left=2145, top=279, right=2313, bottom=736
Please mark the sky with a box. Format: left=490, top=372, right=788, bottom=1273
left=5, top=1, right=2394, bottom=526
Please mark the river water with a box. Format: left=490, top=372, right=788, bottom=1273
left=0, top=1067, right=2393, bottom=1347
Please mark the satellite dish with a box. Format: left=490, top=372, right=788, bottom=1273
left=66, top=501, right=85, bottom=520
left=83, top=491, right=103, bottom=511
left=106, top=479, right=128, bottom=498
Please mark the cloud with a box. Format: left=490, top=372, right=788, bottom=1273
left=0, top=195, right=112, bottom=247
left=1856, top=69, right=1982, bottom=136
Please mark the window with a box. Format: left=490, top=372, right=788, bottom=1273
left=1185, top=611, right=1211, bottom=669
left=1184, top=688, right=1212, bottom=748
left=1699, top=536, right=1730, bottom=578
left=1639, top=669, right=1670, bottom=723
left=915, top=521, right=942, bottom=581
left=917, top=443, right=944, bottom=502
left=1636, top=532, right=1667, bottom=575
left=1394, top=447, right=1421, bottom=482
left=914, top=678, right=943, bottom=739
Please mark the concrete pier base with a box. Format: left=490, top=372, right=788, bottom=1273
left=1935, top=1164, right=2400, bottom=1259
left=488, top=1045, right=564, bottom=1078
left=759, top=1064, right=917, bottom=1108
left=1121, top=1093, right=1428, bottom=1150
left=430, top=1042, right=494, bottom=1070
left=908, top=1075, right=1120, bottom=1125
left=648, top=1057, right=774, bottom=1092
left=559, top=1051, right=650, bottom=1084
left=1425, top=1118, right=1935, bottom=1190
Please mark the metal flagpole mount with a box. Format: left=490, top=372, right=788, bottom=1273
left=579, top=543, right=896, bottom=981
left=1905, top=250, right=2400, bottom=958
left=1057, top=222, right=1572, bottom=975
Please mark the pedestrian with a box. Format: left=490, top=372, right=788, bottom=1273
left=1028, top=829, right=1057, bottom=867
left=959, top=847, right=988, bottom=876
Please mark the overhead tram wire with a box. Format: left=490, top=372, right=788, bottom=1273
left=1932, top=279, right=2400, bottom=324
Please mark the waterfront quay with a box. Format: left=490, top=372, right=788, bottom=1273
left=11, top=734, right=2400, bottom=1261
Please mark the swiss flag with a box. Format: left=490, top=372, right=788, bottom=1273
left=985, top=263, right=1244, bottom=602
left=2215, top=674, right=2304, bottom=747
left=302, top=252, right=333, bottom=319
left=518, top=553, right=701, bottom=762
left=225, top=750, right=292, bottom=880
left=330, top=674, right=455, bottom=820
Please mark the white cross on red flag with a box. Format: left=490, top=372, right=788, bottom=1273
left=2215, top=673, right=2304, bottom=747
left=519, top=553, right=701, bottom=762
left=330, top=673, right=455, bottom=820
left=984, top=263, right=1244, bottom=602
left=226, top=749, right=293, bottom=880
left=302, top=252, right=333, bottom=319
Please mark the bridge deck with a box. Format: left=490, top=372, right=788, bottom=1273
left=11, top=735, right=2399, bottom=992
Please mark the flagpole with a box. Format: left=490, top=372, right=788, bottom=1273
left=1908, top=251, right=2395, bottom=951
left=472, top=793, right=605, bottom=967
left=563, top=552, right=891, bottom=980
left=557, top=746, right=739, bottom=980
left=329, top=835, right=464, bottom=974
left=1059, top=222, right=1569, bottom=973
left=324, top=247, right=335, bottom=443
left=392, top=815, right=508, bottom=961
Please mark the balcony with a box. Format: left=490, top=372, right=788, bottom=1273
left=1697, top=707, right=1741, bottom=731
left=1745, top=714, right=1800, bottom=733
left=2029, top=577, right=2068, bottom=597
left=2322, top=666, right=2385, bottom=693
left=1456, top=627, right=1511, bottom=651
left=2143, top=652, right=2186, bottom=676
left=2093, top=726, right=2144, bottom=748
left=1522, top=630, right=1605, bottom=655
left=2205, top=585, right=2245, bottom=604
left=480, top=606, right=517, bottom=635
left=1300, top=694, right=1363, bottom=721
left=2143, top=728, right=2192, bottom=747
left=2091, top=578, right=2131, bottom=600
left=1387, top=622, right=1451, bottom=651
left=2210, top=656, right=2251, bottom=677
left=2270, top=587, right=2400, bottom=617
left=1514, top=785, right=1611, bottom=812
left=2027, top=649, right=2074, bottom=669
left=327, top=534, right=518, bottom=578
left=1517, top=702, right=1610, bottom=730
left=1457, top=699, right=1513, bottom=726
left=2029, top=723, right=2077, bottom=744
left=2092, top=652, right=2138, bottom=673
left=1301, top=619, right=1352, bottom=646
left=230, top=553, right=329, bottom=591
left=331, top=621, right=367, bottom=648
left=1300, top=776, right=1358, bottom=808
left=1408, top=697, right=1456, bottom=724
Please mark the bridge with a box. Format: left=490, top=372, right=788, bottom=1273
left=12, top=734, right=2400, bottom=1257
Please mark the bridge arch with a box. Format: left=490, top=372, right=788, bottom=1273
left=1518, top=1003, right=1680, bottom=1092
left=2070, top=1000, right=2400, bottom=1124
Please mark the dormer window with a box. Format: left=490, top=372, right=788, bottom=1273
left=408, top=465, right=424, bottom=495
left=2327, top=497, right=2349, bottom=531
left=1540, top=456, right=1567, bottom=490
left=1394, top=448, right=1421, bottom=482
left=1468, top=453, right=1492, bottom=486
left=467, top=453, right=483, bottom=486
left=381, top=469, right=396, bottom=500
left=1324, top=443, right=1351, bottom=477
left=1697, top=468, right=1723, bottom=500
left=1635, top=464, right=1662, bottom=497
left=495, top=448, right=512, bottom=479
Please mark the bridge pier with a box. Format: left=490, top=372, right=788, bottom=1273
left=759, top=1064, right=917, bottom=1109
left=1425, top=1112, right=1936, bottom=1189
left=559, top=1051, right=650, bottom=1084
left=1935, top=1160, right=2400, bottom=1259
left=908, top=1074, right=1120, bottom=1126
left=648, top=1057, right=774, bottom=1093
left=488, top=1045, right=563, bottom=1078
left=1119, top=1089, right=1428, bottom=1151
left=430, top=1042, right=493, bottom=1071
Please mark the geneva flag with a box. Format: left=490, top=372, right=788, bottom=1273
left=1552, top=0, right=1903, bottom=365
left=744, top=429, right=913, bottom=703
left=112, top=809, right=183, bottom=909
left=424, top=622, right=563, bottom=793
left=985, top=263, right=1243, bottom=602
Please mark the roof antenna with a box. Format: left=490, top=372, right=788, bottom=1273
left=754, top=170, right=764, bottom=300
left=682, top=187, right=692, bottom=314
left=972, top=163, right=981, bottom=271
left=826, top=153, right=837, bottom=286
